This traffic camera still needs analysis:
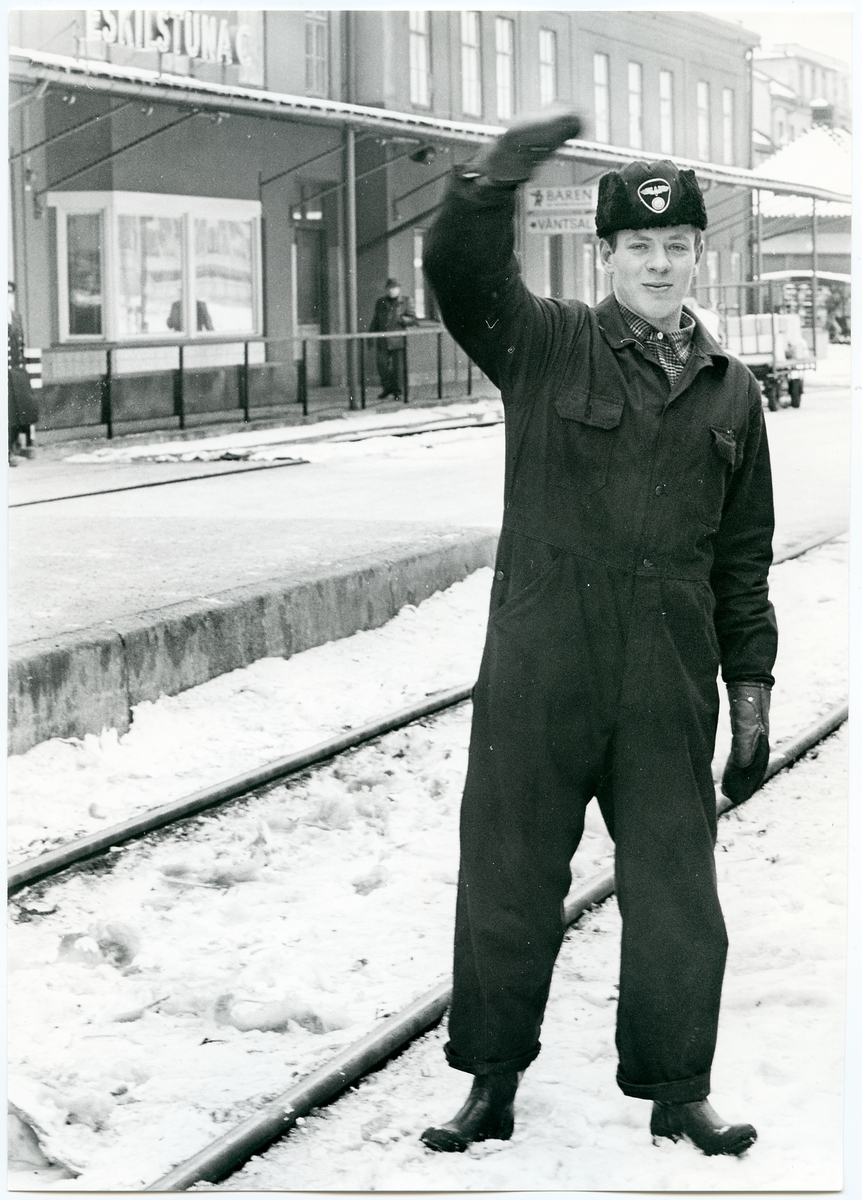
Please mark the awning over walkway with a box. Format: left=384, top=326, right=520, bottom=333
left=9, top=46, right=852, bottom=206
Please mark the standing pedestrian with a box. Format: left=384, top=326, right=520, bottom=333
left=8, top=282, right=39, bottom=466
left=369, top=278, right=417, bottom=400
left=420, top=110, right=776, bottom=1157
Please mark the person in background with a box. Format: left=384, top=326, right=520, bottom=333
left=369, top=278, right=417, bottom=400
left=8, top=282, right=39, bottom=466
left=420, top=110, right=776, bottom=1158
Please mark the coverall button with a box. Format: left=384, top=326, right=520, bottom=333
left=643, top=558, right=654, bottom=569
left=656, top=331, right=664, bottom=340
left=655, top=484, right=665, bottom=496
left=495, top=570, right=505, bottom=580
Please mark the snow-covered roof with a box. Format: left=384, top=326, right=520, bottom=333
left=757, top=126, right=851, bottom=218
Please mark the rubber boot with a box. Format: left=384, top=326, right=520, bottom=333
left=421, top=1072, right=519, bottom=1152
left=651, top=1099, right=757, bottom=1156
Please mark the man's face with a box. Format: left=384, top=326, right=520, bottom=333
left=387, top=285, right=401, bottom=299
left=600, top=225, right=701, bottom=332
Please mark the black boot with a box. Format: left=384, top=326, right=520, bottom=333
left=421, top=1072, right=519, bottom=1152
left=651, top=1099, right=757, bottom=1156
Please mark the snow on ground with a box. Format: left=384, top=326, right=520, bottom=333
left=215, top=724, right=846, bottom=1195
left=63, top=400, right=505, bottom=464
left=7, top=537, right=848, bottom=865
left=6, top=537, right=847, bottom=1190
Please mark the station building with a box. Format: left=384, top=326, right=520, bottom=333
left=8, top=10, right=792, bottom=437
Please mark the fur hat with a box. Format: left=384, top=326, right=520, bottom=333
left=595, top=159, right=707, bottom=240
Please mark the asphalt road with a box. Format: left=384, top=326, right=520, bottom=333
left=7, top=384, right=849, bottom=646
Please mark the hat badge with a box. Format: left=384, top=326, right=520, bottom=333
left=636, top=178, right=671, bottom=213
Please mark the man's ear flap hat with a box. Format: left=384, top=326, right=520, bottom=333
left=595, top=159, right=707, bottom=240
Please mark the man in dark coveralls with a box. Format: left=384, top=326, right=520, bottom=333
left=420, top=112, right=777, bottom=1157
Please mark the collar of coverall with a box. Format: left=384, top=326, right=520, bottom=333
left=595, top=293, right=729, bottom=369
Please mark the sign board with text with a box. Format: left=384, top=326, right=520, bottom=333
left=525, top=185, right=598, bottom=236
left=84, top=10, right=264, bottom=86
left=526, top=186, right=598, bottom=213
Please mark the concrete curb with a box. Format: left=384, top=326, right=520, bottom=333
left=8, top=532, right=498, bottom=756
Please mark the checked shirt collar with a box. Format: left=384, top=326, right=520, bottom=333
left=616, top=301, right=697, bottom=386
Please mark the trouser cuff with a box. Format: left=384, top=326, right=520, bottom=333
left=617, top=1069, right=710, bottom=1104
left=444, top=1040, right=540, bottom=1076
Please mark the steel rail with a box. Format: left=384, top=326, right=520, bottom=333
left=8, top=458, right=309, bottom=509
left=7, top=530, right=846, bottom=897
left=145, top=699, right=848, bottom=1191
left=9, top=413, right=507, bottom=509
left=7, top=684, right=473, bottom=897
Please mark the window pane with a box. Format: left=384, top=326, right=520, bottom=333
left=410, top=11, right=429, bottom=106
left=697, top=81, right=710, bottom=161
left=117, top=215, right=184, bottom=336
left=195, top=218, right=255, bottom=333
left=461, top=11, right=481, bottom=116
left=659, top=70, right=673, bottom=154
left=539, top=29, right=556, bottom=106
left=67, top=213, right=103, bottom=336
left=628, top=61, right=642, bottom=148
left=495, top=17, right=513, bottom=120
left=594, top=53, right=609, bottom=143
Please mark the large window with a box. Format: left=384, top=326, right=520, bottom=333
left=594, top=52, right=610, bottom=143
left=628, top=61, right=643, bottom=149
left=539, top=29, right=557, bottom=106
left=659, top=69, right=674, bottom=154
left=722, top=87, right=734, bottom=165
left=409, top=12, right=430, bottom=107
left=697, top=81, right=711, bottom=161
left=461, top=11, right=482, bottom=116
left=495, top=17, right=514, bottom=120
left=49, top=191, right=261, bottom=342
left=413, top=230, right=426, bottom=319
left=305, top=12, right=328, bottom=96
left=117, top=215, right=183, bottom=336
left=66, top=213, right=103, bottom=336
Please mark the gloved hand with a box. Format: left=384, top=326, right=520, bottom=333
left=721, top=683, right=771, bottom=804
left=473, top=107, right=583, bottom=185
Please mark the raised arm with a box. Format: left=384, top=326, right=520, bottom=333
left=423, top=110, right=583, bottom=391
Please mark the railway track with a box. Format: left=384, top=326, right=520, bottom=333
left=6, top=528, right=846, bottom=899
left=146, top=700, right=847, bottom=1192
left=7, top=529, right=847, bottom=1189
left=9, top=413, right=504, bottom=509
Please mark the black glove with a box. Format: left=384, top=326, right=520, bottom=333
left=472, top=107, right=583, bottom=185
left=721, top=683, right=771, bottom=804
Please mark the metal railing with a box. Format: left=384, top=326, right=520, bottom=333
left=36, top=325, right=494, bottom=439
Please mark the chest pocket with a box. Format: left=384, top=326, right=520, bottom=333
left=696, top=425, right=742, bottom=526
left=553, top=389, right=623, bottom=494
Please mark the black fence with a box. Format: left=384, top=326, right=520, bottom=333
left=36, top=326, right=498, bottom=441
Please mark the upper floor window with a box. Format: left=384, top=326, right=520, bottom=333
left=697, top=80, right=711, bottom=161
left=659, top=69, right=674, bottom=154
left=461, top=11, right=482, bottom=116
left=409, top=11, right=430, bottom=108
left=594, top=52, right=610, bottom=143
left=628, top=61, right=643, bottom=148
left=495, top=17, right=514, bottom=120
left=722, top=88, right=734, bottom=165
left=305, top=12, right=328, bottom=96
left=539, top=29, right=557, bottom=106
left=48, top=191, right=261, bottom=342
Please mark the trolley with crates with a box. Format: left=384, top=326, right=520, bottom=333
left=691, top=280, right=815, bottom=411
